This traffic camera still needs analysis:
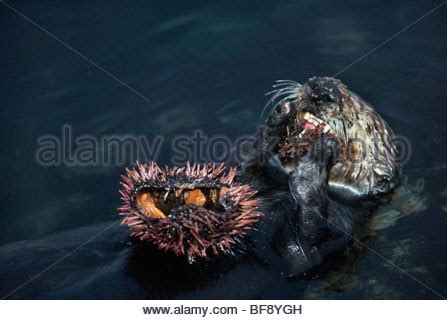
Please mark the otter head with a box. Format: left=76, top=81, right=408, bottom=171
left=264, top=77, right=348, bottom=170
left=265, top=76, right=398, bottom=199
left=298, top=77, right=348, bottom=119
left=118, top=162, right=262, bottom=263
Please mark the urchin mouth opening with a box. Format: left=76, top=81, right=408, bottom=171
left=133, top=185, right=229, bottom=219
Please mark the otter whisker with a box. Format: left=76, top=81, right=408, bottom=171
left=267, top=86, right=299, bottom=98
left=273, top=93, right=298, bottom=108
left=265, top=88, right=283, bottom=96
left=265, top=84, right=298, bottom=95
left=262, top=91, right=298, bottom=119
left=265, top=89, right=297, bottom=100
left=272, top=81, right=301, bottom=93
left=261, top=81, right=302, bottom=119
left=272, top=82, right=299, bottom=88
left=262, top=92, right=294, bottom=117
left=275, top=79, right=301, bottom=85
left=266, top=81, right=300, bottom=96
left=268, top=89, right=296, bottom=104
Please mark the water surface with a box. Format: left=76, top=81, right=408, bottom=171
left=1, top=0, right=446, bottom=299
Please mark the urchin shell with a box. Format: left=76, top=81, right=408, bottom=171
left=118, top=162, right=262, bottom=262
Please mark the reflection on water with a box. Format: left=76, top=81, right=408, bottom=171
left=0, top=0, right=446, bottom=298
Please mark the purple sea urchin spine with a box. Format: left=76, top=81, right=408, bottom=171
left=118, top=161, right=262, bottom=263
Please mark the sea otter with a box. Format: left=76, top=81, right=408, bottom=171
left=245, top=76, right=399, bottom=201
left=235, top=77, right=399, bottom=274
left=0, top=77, right=399, bottom=299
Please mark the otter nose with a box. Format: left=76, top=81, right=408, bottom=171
left=307, top=77, right=341, bottom=105
left=267, top=101, right=292, bottom=127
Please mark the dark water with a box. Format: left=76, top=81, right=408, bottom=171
left=1, top=0, right=446, bottom=298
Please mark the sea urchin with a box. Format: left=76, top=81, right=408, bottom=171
left=118, top=162, right=262, bottom=263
